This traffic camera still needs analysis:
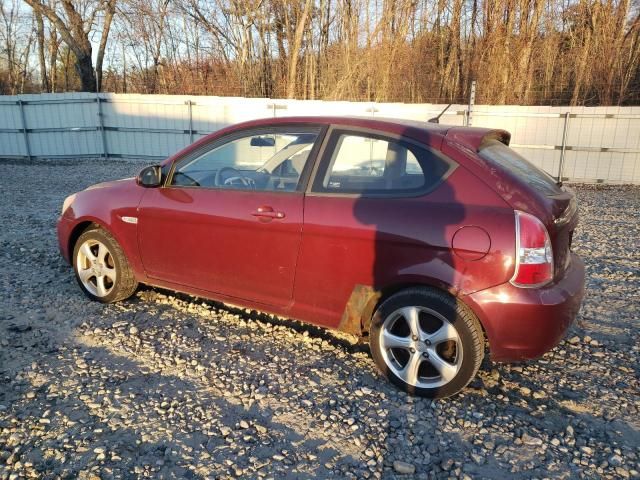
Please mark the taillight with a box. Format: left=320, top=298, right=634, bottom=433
left=511, top=211, right=554, bottom=287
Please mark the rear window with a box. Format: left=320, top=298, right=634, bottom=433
left=478, top=140, right=562, bottom=195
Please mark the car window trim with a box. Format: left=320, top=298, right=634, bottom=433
left=306, top=125, right=457, bottom=199
left=164, top=123, right=328, bottom=194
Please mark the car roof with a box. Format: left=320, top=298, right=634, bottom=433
left=163, top=115, right=510, bottom=165
left=218, top=115, right=453, bottom=148
left=234, top=115, right=451, bottom=134
left=226, top=116, right=508, bottom=149
left=259, top=115, right=448, bottom=128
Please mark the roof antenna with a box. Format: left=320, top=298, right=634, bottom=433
left=428, top=103, right=453, bottom=124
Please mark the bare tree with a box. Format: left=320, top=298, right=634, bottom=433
left=23, top=0, right=117, bottom=91
left=2, top=0, right=639, bottom=104
left=119, top=0, right=170, bottom=92
left=284, top=0, right=313, bottom=98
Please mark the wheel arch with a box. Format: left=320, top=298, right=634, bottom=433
left=67, top=218, right=122, bottom=263
left=68, top=220, right=99, bottom=260
left=353, top=281, right=487, bottom=342
left=69, top=218, right=140, bottom=303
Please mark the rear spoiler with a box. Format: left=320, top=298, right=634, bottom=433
left=445, top=128, right=511, bottom=152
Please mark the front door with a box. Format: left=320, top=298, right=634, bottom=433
left=137, top=126, right=323, bottom=307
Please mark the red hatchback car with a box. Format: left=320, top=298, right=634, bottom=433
left=57, top=116, right=585, bottom=398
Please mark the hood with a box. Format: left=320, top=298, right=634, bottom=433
left=85, top=177, right=135, bottom=191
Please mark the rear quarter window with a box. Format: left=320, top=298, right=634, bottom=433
left=313, top=130, right=455, bottom=196
left=478, top=140, right=562, bottom=196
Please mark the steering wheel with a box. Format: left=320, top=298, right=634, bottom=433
left=214, top=167, right=255, bottom=189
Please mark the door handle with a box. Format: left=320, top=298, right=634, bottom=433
left=251, top=206, right=286, bottom=220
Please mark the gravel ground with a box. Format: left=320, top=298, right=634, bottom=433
left=0, top=158, right=638, bottom=480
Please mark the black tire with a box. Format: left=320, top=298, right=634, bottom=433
left=72, top=226, right=138, bottom=303
left=369, top=287, right=484, bottom=398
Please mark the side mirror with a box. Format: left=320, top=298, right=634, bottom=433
left=250, top=136, right=276, bottom=147
left=137, top=165, right=162, bottom=187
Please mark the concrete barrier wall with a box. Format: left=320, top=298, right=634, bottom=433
left=0, top=92, right=638, bottom=183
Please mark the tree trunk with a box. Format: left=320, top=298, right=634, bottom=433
left=95, top=0, right=116, bottom=92
left=286, top=0, right=313, bottom=99
left=76, top=53, right=96, bottom=92
left=440, top=0, right=463, bottom=100
left=20, top=26, right=34, bottom=93
left=571, top=3, right=595, bottom=106
left=35, top=10, right=49, bottom=91
left=49, top=26, right=59, bottom=92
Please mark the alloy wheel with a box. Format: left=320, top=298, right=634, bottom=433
left=75, top=239, right=117, bottom=298
left=378, top=306, right=463, bottom=388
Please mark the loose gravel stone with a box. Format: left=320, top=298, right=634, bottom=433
left=521, top=433, right=543, bottom=446
left=0, top=161, right=638, bottom=479
left=393, top=460, right=416, bottom=474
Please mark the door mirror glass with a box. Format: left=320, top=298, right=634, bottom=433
left=137, top=165, right=162, bottom=187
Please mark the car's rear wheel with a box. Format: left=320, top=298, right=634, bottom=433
left=369, top=287, right=484, bottom=398
left=73, top=227, right=138, bottom=303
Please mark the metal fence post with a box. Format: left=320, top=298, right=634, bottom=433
left=466, top=80, right=477, bottom=126
left=558, top=111, right=570, bottom=182
left=366, top=104, right=379, bottom=117
left=267, top=102, right=287, bottom=117
left=17, top=99, right=31, bottom=160
left=185, top=100, right=194, bottom=143
left=96, top=93, right=108, bottom=158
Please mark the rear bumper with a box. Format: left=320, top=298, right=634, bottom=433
left=465, top=253, right=585, bottom=362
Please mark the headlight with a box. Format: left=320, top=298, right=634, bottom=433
left=61, top=193, right=77, bottom=215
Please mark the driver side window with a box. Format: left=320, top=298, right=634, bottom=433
left=171, top=128, right=320, bottom=192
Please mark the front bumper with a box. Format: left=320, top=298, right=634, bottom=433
left=465, top=253, right=585, bottom=362
left=57, top=216, right=73, bottom=264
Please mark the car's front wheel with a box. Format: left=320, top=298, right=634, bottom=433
left=73, top=227, right=138, bottom=303
left=369, top=287, right=484, bottom=398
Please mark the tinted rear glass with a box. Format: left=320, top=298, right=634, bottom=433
left=478, top=140, right=562, bottom=195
